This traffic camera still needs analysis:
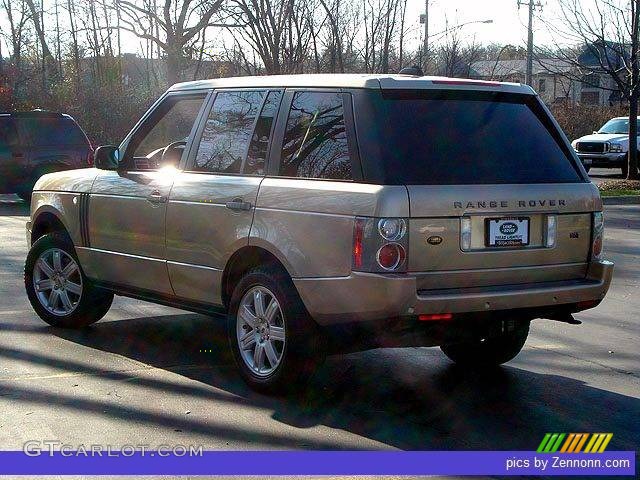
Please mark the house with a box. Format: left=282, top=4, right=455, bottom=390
left=576, top=41, right=626, bottom=106
left=469, top=55, right=622, bottom=106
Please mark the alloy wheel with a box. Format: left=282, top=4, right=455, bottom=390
left=236, top=286, right=286, bottom=377
left=32, top=248, right=83, bottom=316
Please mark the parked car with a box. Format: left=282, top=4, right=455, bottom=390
left=0, top=110, right=92, bottom=201
left=571, top=116, right=639, bottom=176
left=24, top=75, right=613, bottom=393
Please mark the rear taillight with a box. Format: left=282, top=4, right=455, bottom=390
left=377, top=243, right=406, bottom=270
left=353, top=217, right=408, bottom=272
left=591, top=212, right=604, bottom=259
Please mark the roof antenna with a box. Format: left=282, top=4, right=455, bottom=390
left=398, top=65, right=424, bottom=76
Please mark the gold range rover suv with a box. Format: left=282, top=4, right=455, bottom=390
left=24, top=74, right=613, bottom=392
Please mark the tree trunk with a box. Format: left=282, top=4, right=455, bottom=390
left=166, top=47, right=183, bottom=86
left=24, top=0, right=58, bottom=79
left=628, top=0, right=640, bottom=180
left=628, top=95, right=639, bottom=179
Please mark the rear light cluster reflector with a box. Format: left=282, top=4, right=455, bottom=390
left=545, top=214, right=557, bottom=248
left=419, top=313, right=453, bottom=321
left=353, top=217, right=408, bottom=272
left=460, top=217, right=472, bottom=251
left=591, top=212, right=604, bottom=259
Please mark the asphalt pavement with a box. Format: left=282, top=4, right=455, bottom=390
left=0, top=190, right=638, bottom=476
left=589, top=167, right=625, bottom=185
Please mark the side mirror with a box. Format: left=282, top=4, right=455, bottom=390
left=94, top=145, right=120, bottom=170
left=593, top=131, right=598, bottom=134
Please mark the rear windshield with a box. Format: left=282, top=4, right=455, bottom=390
left=21, top=117, right=88, bottom=146
left=358, top=90, right=582, bottom=185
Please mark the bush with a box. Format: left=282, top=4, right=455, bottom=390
left=549, top=103, right=628, bottom=141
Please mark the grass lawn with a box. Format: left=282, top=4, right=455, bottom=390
left=600, top=189, right=640, bottom=197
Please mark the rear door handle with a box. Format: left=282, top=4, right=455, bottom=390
left=12, top=152, right=24, bottom=158
left=147, top=191, right=167, bottom=204
left=225, top=199, right=253, bottom=211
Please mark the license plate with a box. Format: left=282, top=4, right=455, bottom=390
left=582, top=158, right=593, bottom=166
left=486, top=217, right=529, bottom=247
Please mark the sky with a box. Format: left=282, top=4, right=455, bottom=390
left=404, top=0, right=558, bottom=49
left=0, top=0, right=580, bottom=58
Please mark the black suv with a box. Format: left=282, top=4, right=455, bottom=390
left=0, top=110, right=92, bottom=201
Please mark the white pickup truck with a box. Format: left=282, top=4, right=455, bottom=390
left=571, top=116, right=638, bottom=176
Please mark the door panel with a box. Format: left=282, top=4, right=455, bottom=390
left=166, top=172, right=261, bottom=303
left=86, top=169, right=175, bottom=294
left=165, top=89, right=280, bottom=304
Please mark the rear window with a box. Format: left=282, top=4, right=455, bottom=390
left=359, top=90, right=582, bottom=185
left=21, top=117, right=88, bottom=146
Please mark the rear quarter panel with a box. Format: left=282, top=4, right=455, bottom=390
left=251, top=177, right=408, bottom=277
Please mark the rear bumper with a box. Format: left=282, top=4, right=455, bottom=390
left=293, top=260, right=614, bottom=326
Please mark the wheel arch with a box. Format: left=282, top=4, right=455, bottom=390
left=221, top=245, right=294, bottom=309
left=31, top=206, right=73, bottom=246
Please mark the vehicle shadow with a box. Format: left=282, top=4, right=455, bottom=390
left=0, top=194, right=29, bottom=217
left=45, top=313, right=639, bottom=452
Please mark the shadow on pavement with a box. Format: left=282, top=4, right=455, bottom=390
left=2, top=313, right=634, bottom=451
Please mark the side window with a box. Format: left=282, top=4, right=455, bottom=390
left=0, top=117, right=18, bottom=147
left=280, top=91, right=352, bottom=180
left=245, top=90, right=282, bottom=175
left=193, top=90, right=265, bottom=174
left=127, top=94, right=206, bottom=170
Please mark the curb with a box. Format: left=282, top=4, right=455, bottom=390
left=602, top=195, right=640, bottom=205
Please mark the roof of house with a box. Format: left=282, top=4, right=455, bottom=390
left=168, top=73, right=533, bottom=95
left=470, top=58, right=574, bottom=78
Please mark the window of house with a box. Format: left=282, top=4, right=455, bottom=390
left=581, top=91, right=600, bottom=105
left=538, top=78, right=546, bottom=92
left=581, top=73, right=600, bottom=88
left=280, top=91, right=352, bottom=180
left=193, top=90, right=266, bottom=174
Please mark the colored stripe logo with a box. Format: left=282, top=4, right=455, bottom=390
left=537, top=433, right=613, bottom=453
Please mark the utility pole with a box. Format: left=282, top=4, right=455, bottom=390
left=518, top=0, right=542, bottom=86
left=420, top=0, right=429, bottom=71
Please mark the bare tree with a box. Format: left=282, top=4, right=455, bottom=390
left=116, top=0, right=225, bottom=85
left=225, top=0, right=295, bottom=75
left=543, top=0, right=640, bottom=179
left=24, top=0, right=59, bottom=83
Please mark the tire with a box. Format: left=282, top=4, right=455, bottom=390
left=440, top=320, right=530, bottom=367
left=25, top=232, right=113, bottom=328
left=227, top=266, right=324, bottom=394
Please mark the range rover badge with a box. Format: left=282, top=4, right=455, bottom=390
left=427, top=235, right=443, bottom=245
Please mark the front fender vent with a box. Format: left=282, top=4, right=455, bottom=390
left=78, top=193, right=91, bottom=247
